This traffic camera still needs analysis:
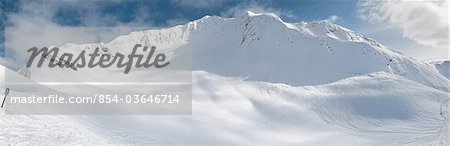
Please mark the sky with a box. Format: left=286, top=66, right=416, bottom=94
left=0, top=0, right=448, bottom=62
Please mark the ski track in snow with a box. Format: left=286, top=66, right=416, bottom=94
left=80, top=72, right=449, bottom=145
left=3, top=71, right=448, bottom=145
left=0, top=109, right=109, bottom=145
left=0, top=70, right=448, bottom=145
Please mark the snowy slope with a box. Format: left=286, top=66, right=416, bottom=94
left=0, top=65, right=109, bottom=145
left=1, top=11, right=449, bottom=145
left=2, top=66, right=448, bottom=145
left=429, top=60, right=450, bottom=79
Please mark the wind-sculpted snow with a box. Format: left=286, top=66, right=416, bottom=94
left=1, top=68, right=447, bottom=145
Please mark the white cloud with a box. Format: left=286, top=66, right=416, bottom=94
left=170, top=0, right=227, bottom=9
left=324, top=15, right=341, bottom=23
left=357, top=0, right=448, bottom=50
left=220, top=1, right=294, bottom=19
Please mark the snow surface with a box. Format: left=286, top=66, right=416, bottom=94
left=1, top=11, right=449, bottom=145
left=429, top=60, right=450, bottom=79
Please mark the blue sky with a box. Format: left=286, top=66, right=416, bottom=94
left=0, top=0, right=448, bottom=61
left=1, top=0, right=359, bottom=27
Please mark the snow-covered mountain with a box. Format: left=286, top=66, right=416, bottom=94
left=189, top=11, right=448, bottom=91
left=23, top=11, right=449, bottom=91
left=2, top=11, right=449, bottom=145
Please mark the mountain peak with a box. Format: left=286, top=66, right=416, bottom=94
left=241, top=10, right=283, bottom=22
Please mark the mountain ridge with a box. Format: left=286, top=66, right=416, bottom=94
left=21, top=11, right=449, bottom=91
